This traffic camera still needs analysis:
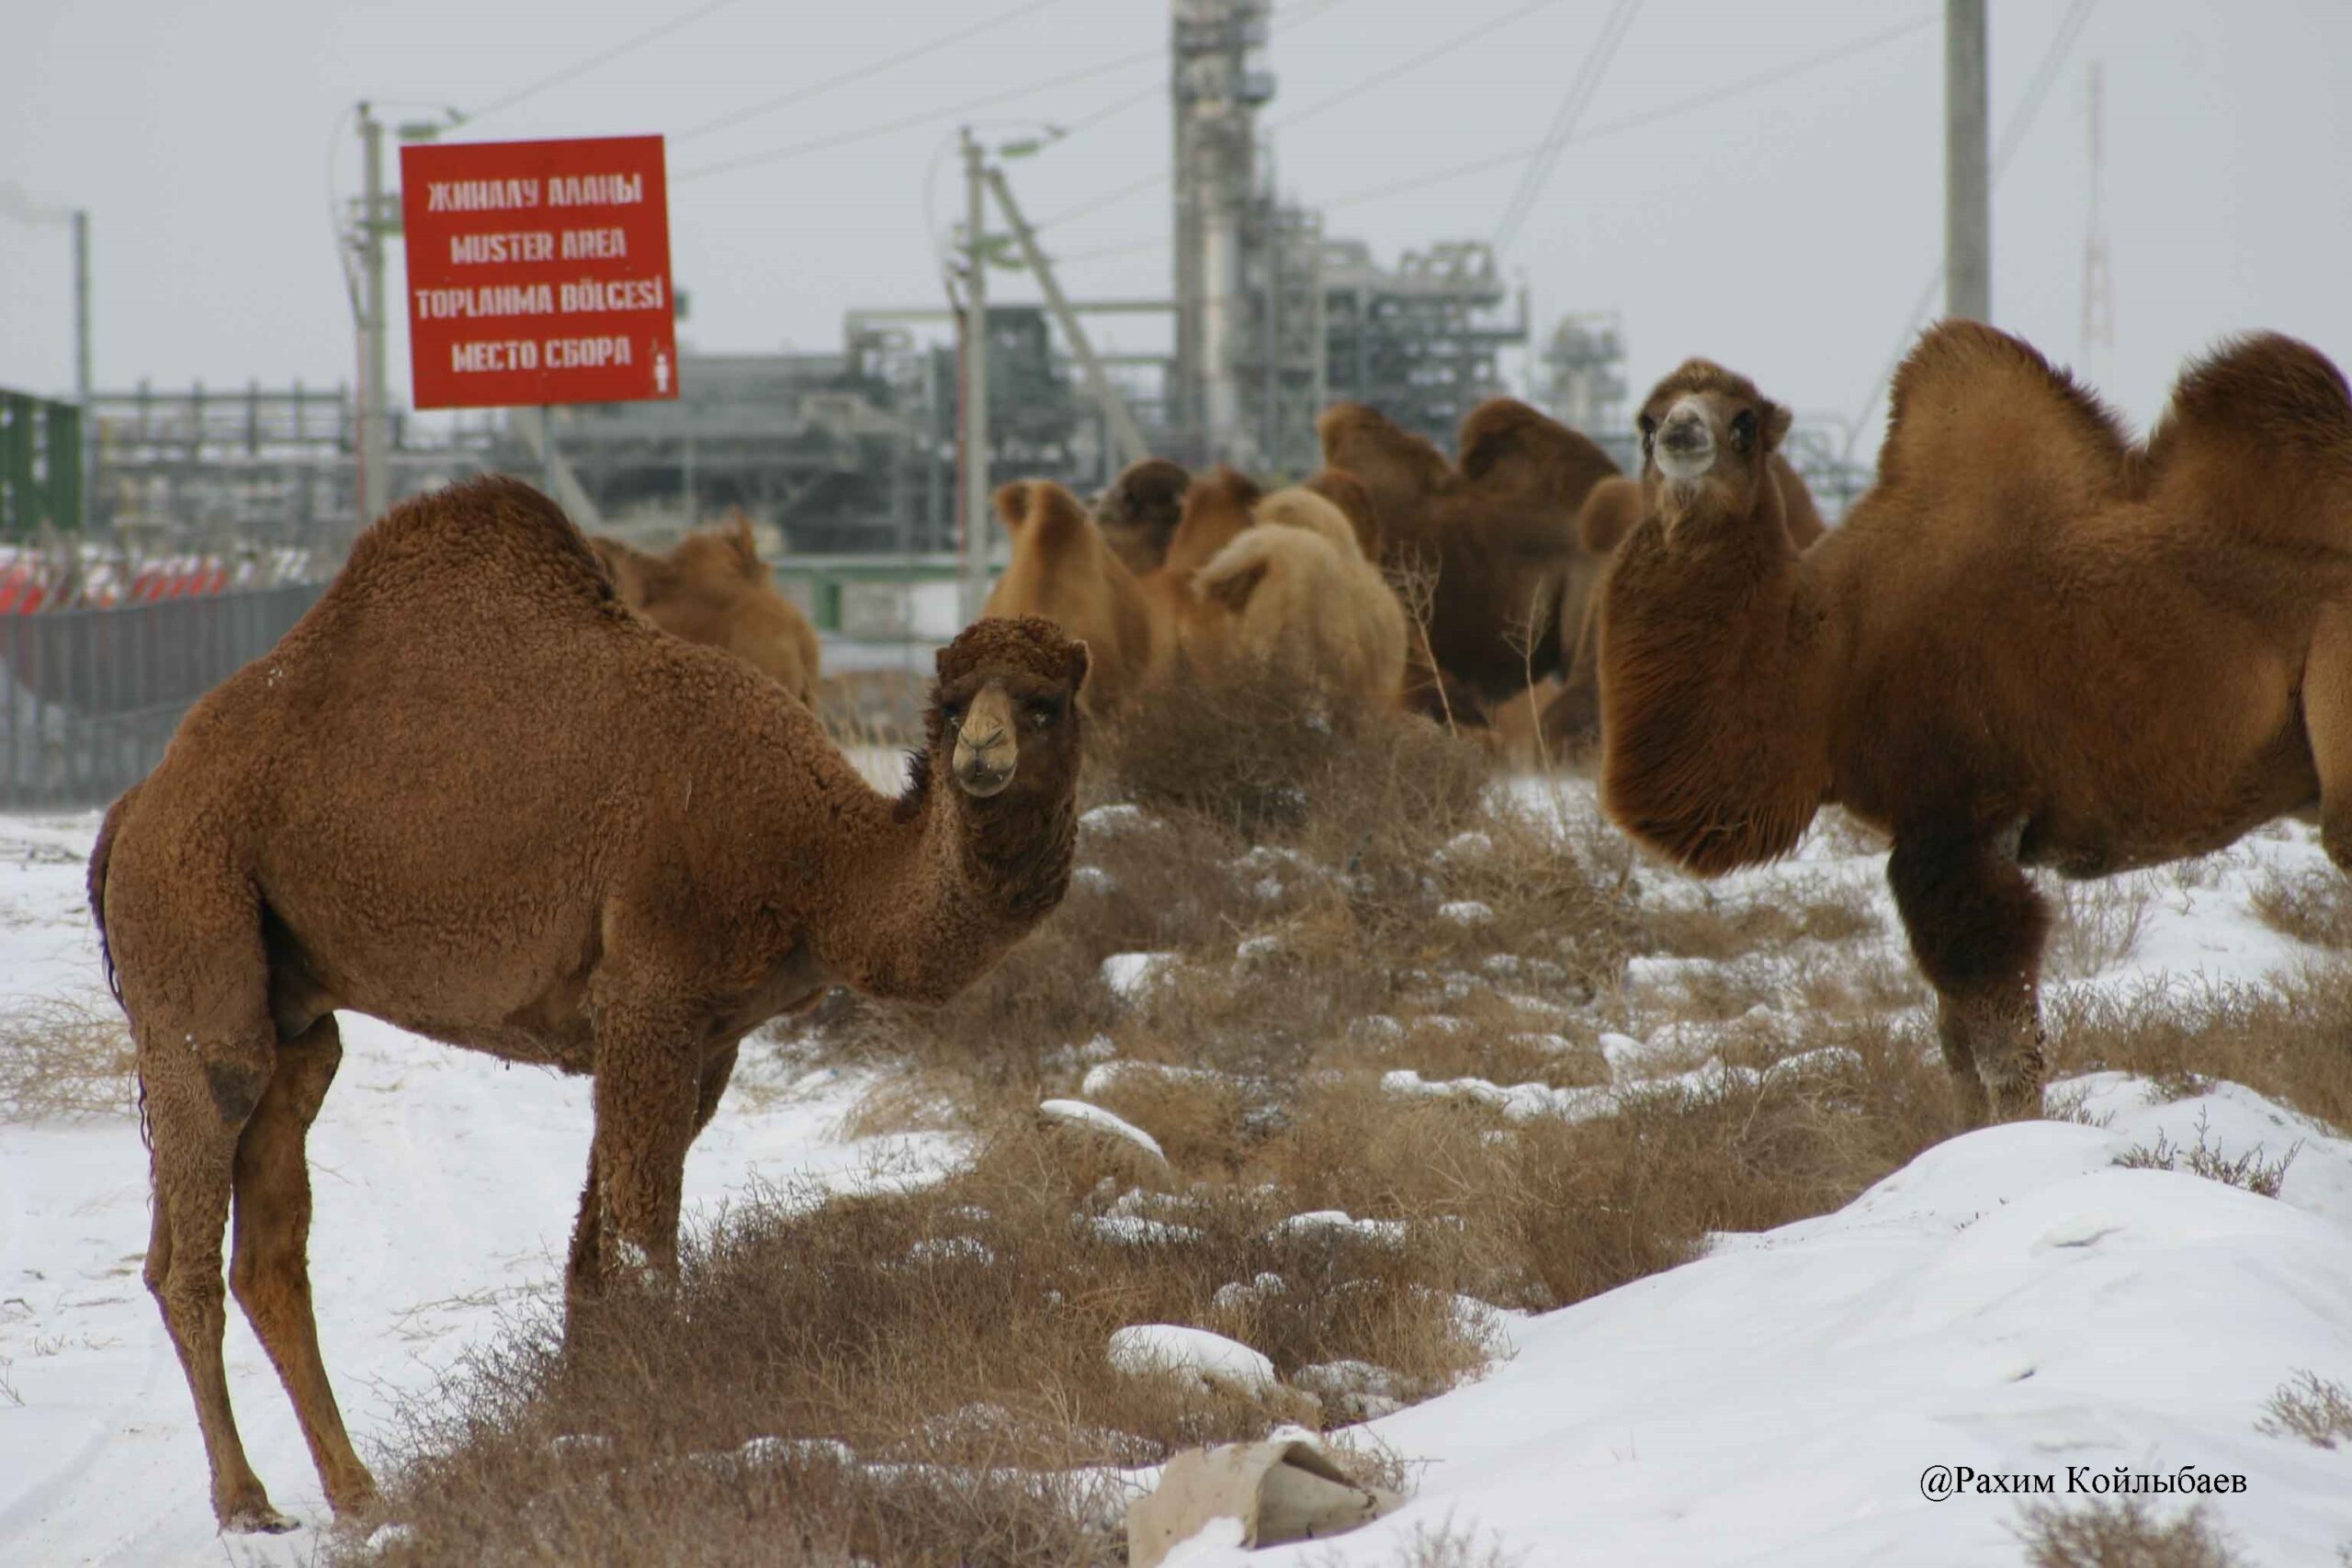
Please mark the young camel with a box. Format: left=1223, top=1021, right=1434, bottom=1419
left=983, top=479, right=1154, bottom=714
left=1136, top=465, right=1263, bottom=677
left=1193, top=486, right=1411, bottom=708
left=1094, top=457, right=1194, bottom=576
left=1317, top=398, right=1618, bottom=724
left=89, top=475, right=1089, bottom=1532
left=1546, top=454, right=1825, bottom=749
left=589, top=513, right=823, bottom=708
left=1595, top=325, right=2352, bottom=1125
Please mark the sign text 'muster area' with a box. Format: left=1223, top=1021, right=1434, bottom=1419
left=399, top=135, right=678, bottom=411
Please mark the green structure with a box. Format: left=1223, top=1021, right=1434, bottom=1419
left=0, top=389, right=84, bottom=539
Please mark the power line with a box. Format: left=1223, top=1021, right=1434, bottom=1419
left=462, top=0, right=749, bottom=126
left=1489, top=0, right=1641, bottom=255
left=1838, top=0, right=2099, bottom=461
left=1043, top=12, right=1936, bottom=267
left=675, top=39, right=1166, bottom=183
left=673, top=0, right=1064, bottom=142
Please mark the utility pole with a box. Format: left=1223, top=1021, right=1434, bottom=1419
left=957, top=127, right=990, bottom=627
left=71, top=209, right=91, bottom=498
left=1944, top=0, right=1991, bottom=322
left=356, top=103, right=392, bottom=531
left=985, top=165, right=1150, bottom=471
left=2080, top=62, right=2115, bottom=376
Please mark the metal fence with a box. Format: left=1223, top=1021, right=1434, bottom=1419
left=0, top=584, right=322, bottom=812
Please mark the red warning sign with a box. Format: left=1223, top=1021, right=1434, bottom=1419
left=399, top=135, right=679, bottom=410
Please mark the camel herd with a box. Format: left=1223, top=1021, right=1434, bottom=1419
left=83, top=318, right=2352, bottom=1533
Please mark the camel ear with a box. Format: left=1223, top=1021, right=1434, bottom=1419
left=1762, top=401, right=1792, bottom=453
left=1066, top=639, right=1091, bottom=694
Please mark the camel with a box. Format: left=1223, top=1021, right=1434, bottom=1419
left=589, top=513, right=822, bottom=708
left=1094, top=457, right=1193, bottom=576
left=1594, top=324, right=2352, bottom=1126
left=1135, top=465, right=1264, bottom=678
left=1193, top=486, right=1410, bottom=708
left=1317, top=398, right=1619, bottom=725
left=983, top=479, right=1154, bottom=715
left=87, top=475, right=1089, bottom=1532
left=1545, top=455, right=1826, bottom=750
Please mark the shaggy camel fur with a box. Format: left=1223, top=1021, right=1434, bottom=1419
left=1546, top=455, right=1826, bottom=749
left=1193, top=486, right=1410, bottom=707
left=1094, top=457, right=1193, bottom=576
left=1317, top=398, right=1618, bottom=723
left=589, top=514, right=822, bottom=707
left=1134, top=465, right=1263, bottom=678
left=1596, top=325, right=2352, bottom=1126
left=983, top=479, right=1154, bottom=714
left=89, top=476, right=1088, bottom=1531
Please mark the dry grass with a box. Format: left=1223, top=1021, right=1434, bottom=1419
left=2257, top=1370, right=2352, bottom=1449
left=2046, top=877, right=2154, bottom=980
left=2045, top=969, right=2352, bottom=1134
left=2249, top=865, right=2352, bottom=950
left=2013, top=1499, right=2245, bottom=1568
left=2112, top=1111, right=2300, bottom=1197
left=0, top=994, right=137, bottom=1122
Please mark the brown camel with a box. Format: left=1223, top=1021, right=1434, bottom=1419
left=1094, top=457, right=1194, bottom=576
left=1545, top=454, right=1826, bottom=750
left=984, top=479, right=1154, bottom=715
left=1193, top=486, right=1410, bottom=707
left=1595, top=325, right=2352, bottom=1126
left=1317, top=398, right=1619, bottom=724
left=1136, top=465, right=1263, bottom=677
left=588, top=513, right=822, bottom=708
left=87, top=476, right=1088, bottom=1532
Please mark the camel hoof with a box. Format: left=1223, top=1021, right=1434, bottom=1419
left=220, top=1500, right=299, bottom=1535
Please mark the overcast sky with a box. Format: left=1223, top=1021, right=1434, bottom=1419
left=5, top=0, right=2347, bottom=445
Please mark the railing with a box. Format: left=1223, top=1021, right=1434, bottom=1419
left=0, top=583, right=322, bottom=812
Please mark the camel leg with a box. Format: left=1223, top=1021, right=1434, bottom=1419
left=565, top=1040, right=736, bottom=1308
left=136, top=978, right=287, bottom=1529
left=1887, top=828, right=2051, bottom=1126
left=2303, top=604, right=2352, bottom=873
left=228, top=1016, right=376, bottom=1517
left=567, top=1000, right=705, bottom=1310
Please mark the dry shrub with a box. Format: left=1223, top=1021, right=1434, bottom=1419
left=2112, top=1111, right=2300, bottom=1197
left=1635, top=876, right=1881, bottom=964
left=2046, top=878, right=2154, bottom=979
left=2257, top=1370, right=2352, bottom=1448
left=0, top=994, right=137, bottom=1122
left=2013, top=1499, right=2245, bottom=1568
left=2046, top=966, right=2352, bottom=1133
left=2249, top=865, right=2352, bottom=949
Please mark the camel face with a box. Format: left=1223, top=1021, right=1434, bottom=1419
left=934, top=618, right=1089, bottom=804
left=1637, top=360, right=1792, bottom=529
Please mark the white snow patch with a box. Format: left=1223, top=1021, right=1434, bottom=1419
left=1108, top=1325, right=1277, bottom=1396
left=1039, top=1099, right=1168, bottom=1163
left=1102, top=951, right=1180, bottom=999
left=1436, top=900, right=1494, bottom=926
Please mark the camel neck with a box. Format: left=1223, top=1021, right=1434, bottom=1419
left=812, top=754, right=1074, bottom=1003
left=1599, top=501, right=1838, bottom=875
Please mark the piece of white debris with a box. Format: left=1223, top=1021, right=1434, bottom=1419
left=1040, top=1099, right=1169, bottom=1164
left=1109, top=1324, right=1277, bottom=1396
left=1438, top=900, right=1496, bottom=926
left=1102, top=951, right=1179, bottom=999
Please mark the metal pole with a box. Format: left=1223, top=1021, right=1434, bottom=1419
left=1944, top=0, right=1991, bottom=322
left=358, top=104, right=392, bottom=530
left=984, top=166, right=1150, bottom=470
left=958, top=128, right=990, bottom=627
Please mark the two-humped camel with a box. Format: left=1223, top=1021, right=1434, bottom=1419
left=590, top=513, right=822, bottom=707
left=1316, top=398, right=1619, bottom=732
left=1596, top=323, right=2352, bottom=1124
left=88, top=476, right=1089, bottom=1531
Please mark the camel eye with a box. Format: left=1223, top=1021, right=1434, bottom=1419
left=1027, top=699, right=1061, bottom=728
left=1730, top=410, right=1758, bottom=446
left=942, top=700, right=964, bottom=728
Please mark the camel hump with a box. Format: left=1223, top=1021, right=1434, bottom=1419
left=1317, top=401, right=1453, bottom=499
left=724, top=510, right=764, bottom=574
left=1877, top=321, right=2133, bottom=496
left=1456, top=398, right=1618, bottom=492
left=1193, top=525, right=1304, bottom=614
left=1256, top=486, right=1362, bottom=557
left=345, top=475, right=615, bottom=611
left=1301, top=468, right=1383, bottom=559
left=1577, top=476, right=1646, bottom=556
left=2156, top=333, right=2352, bottom=461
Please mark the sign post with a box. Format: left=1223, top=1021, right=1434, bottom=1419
left=399, top=135, right=678, bottom=412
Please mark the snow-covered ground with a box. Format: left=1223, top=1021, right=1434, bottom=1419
left=0, top=813, right=951, bottom=1566
left=6, top=791, right=2352, bottom=1563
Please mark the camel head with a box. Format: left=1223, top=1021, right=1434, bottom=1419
left=1637, top=359, right=1792, bottom=530
left=931, top=615, right=1090, bottom=802
left=1095, top=457, right=1193, bottom=575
